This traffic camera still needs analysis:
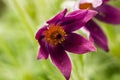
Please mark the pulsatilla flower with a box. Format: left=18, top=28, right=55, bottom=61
left=35, top=9, right=97, bottom=80
left=77, top=0, right=120, bottom=51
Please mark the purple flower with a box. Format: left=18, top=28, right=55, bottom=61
left=95, top=0, right=120, bottom=24
left=35, top=9, right=96, bottom=80
left=78, top=0, right=120, bottom=51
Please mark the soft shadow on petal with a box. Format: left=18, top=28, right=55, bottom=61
left=86, top=20, right=109, bottom=51
left=61, top=10, right=97, bottom=33
left=48, top=45, right=71, bottom=80
left=62, top=33, right=96, bottom=54
left=37, top=40, right=49, bottom=59
left=95, top=4, right=120, bottom=24
left=46, top=9, right=67, bottom=24
left=35, top=25, right=48, bottom=40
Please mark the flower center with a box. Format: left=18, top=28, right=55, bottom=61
left=43, top=25, right=66, bottom=46
left=79, top=3, right=93, bottom=9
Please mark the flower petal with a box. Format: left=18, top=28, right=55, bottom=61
left=35, top=25, right=49, bottom=59
left=60, top=10, right=87, bottom=25
left=48, top=45, right=71, bottom=80
left=102, top=0, right=109, bottom=3
left=86, top=20, right=109, bottom=51
left=95, top=4, right=120, bottom=24
left=35, top=25, right=47, bottom=40
left=61, top=10, right=97, bottom=32
left=46, top=9, right=67, bottom=24
left=37, top=40, right=49, bottom=60
left=62, top=33, right=96, bottom=54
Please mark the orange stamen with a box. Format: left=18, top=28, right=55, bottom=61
left=79, top=3, right=93, bottom=9
left=43, top=25, right=66, bottom=46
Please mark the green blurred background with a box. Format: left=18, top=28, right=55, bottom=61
left=0, top=0, right=120, bottom=80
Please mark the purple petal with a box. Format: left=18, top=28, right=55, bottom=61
left=62, top=33, right=96, bottom=54
left=48, top=45, right=71, bottom=80
left=37, top=40, right=49, bottom=60
left=95, top=4, right=120, bottom=24
left=61, top=10, right=97, bottom=32
left=35, top=25, right=49, bottom=59
left=35, top=25, right=47, bottom=40
left=66, top=10, right=86, bottom=16
left=102, top=0, right=109, bottom=3
left=59, top=10, right=87, bottom=32
left=82, top=10, right=97, bottom=23
left=46, top=9, right=67, bottom=24
left=86, top=20, right=109, bottom=51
